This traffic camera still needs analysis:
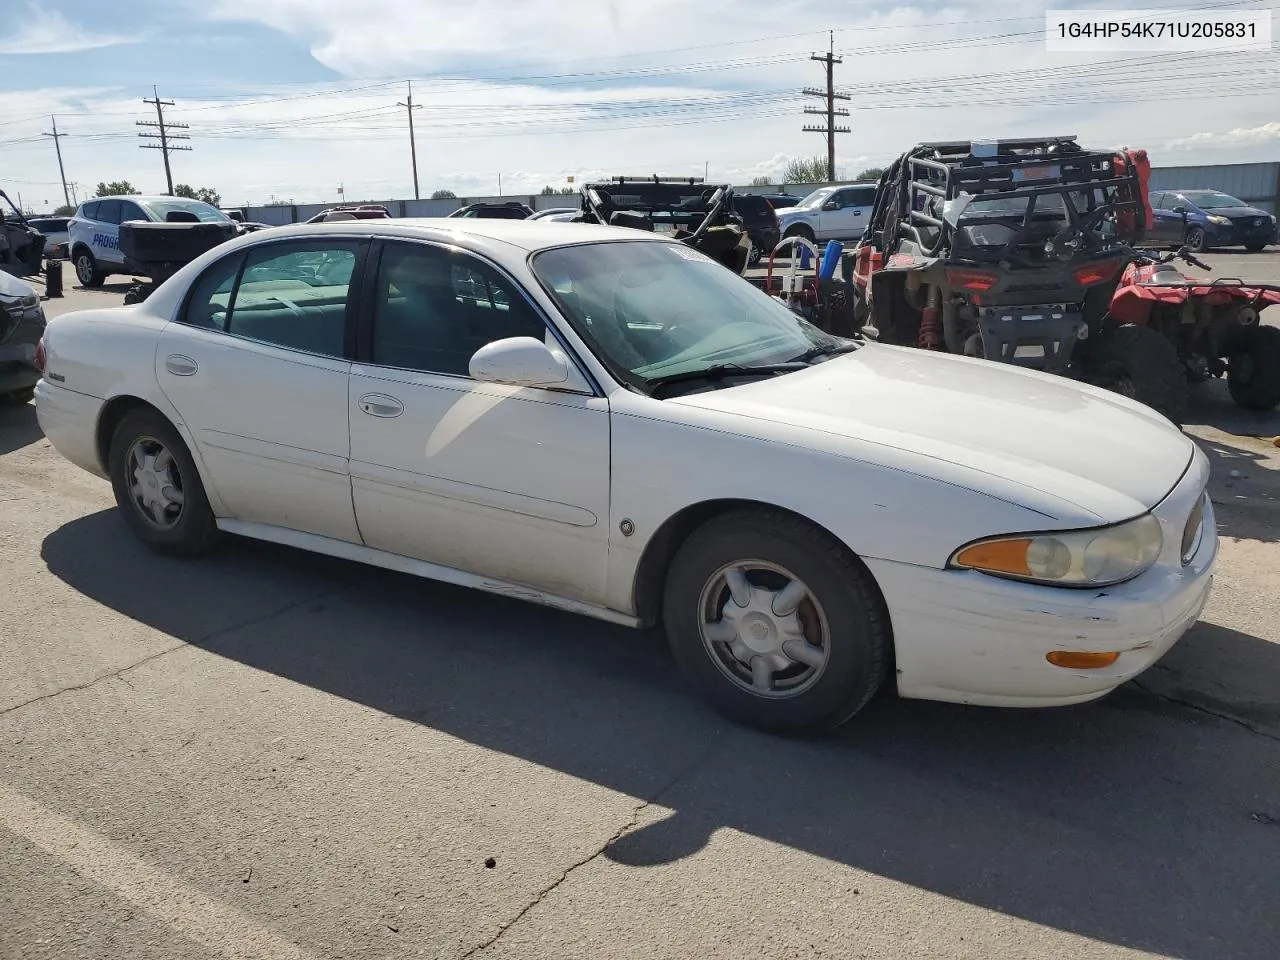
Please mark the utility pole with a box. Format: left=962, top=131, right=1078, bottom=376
left=802, top=31, right=850, bottom=182
left=397, top=81, right=423, bottom=200
left=138, top=86, right=190, bottom=195
left=42, top=116, right=72, bottom=208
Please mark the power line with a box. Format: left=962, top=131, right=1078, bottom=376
left=41, top=116, right=72, bottom=208
left=138, top=86, right=190, bottom=195
left=802, top=31, right=849, bottom=181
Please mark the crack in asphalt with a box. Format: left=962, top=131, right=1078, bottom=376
left=1131, top=680, right=1280, bottom=744
left=457, top=739, right=725, bottom=959
left=0, top=581, right=364, bottom=720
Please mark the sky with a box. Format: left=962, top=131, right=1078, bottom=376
left=0, top=0, right=1277, bottom=211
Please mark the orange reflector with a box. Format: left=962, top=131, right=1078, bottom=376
left=1046, top=650, right=1121, bottom=669
left=945, top=267, right=999, bottom=292
left=1073, top=258, right=1123, bottom=286
left=954, top=539, right=1032, bottom=576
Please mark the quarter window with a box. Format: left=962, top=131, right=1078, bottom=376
left=370, top=242, right=547, bottom=376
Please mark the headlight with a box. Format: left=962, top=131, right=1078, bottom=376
left=949, top=514, right=1163, bottom=587
left=1207, top=215, right=1231, bottom=226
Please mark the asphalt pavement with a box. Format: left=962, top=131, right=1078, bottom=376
left=2, top=251, right=1279, bottom=960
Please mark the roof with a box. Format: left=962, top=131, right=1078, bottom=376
left=86, top=195, right=221, bottom=205
left=247, top=217, right=670, bottom=253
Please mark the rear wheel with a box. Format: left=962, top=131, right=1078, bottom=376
left=0, top=387, right=35, bottom=406
left=73, top=249, right=105, bottom=288
left=108, top=408, right=219, bottom=557
left=1224, top=324, right=1280, bottom=411
left=1087, top=324, right=1189, bottom=425
left=1245, top=242, right=1268, bottom=253
left=662, top=509, right=891, bottom=733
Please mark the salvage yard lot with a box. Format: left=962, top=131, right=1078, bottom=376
left=2, top=250, right=1279, bottom=960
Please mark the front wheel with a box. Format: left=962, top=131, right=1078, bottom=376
left=662, top=509, right=891, bottom=733
left=1184, top=225, right=1207, bottom=253
left=73, top=249, right=105, bottom=288
left=783, top=223, right=815, bottom=243
left=1086, top=324, right=1190, bottom=425
left=1225, top=324, right=1280, bottom=411
left=108, top=408, right=220, bottom=557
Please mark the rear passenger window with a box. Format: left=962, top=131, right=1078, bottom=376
left=223, top=242, right=359, bottom=358
left=96, top=200, right=123, bottom=225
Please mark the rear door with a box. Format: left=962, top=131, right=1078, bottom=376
left=155, top=237, right=367, bottom=542
left=1149, top=192, right=1182, bottom=245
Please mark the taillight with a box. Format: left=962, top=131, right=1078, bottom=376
left=1073, top=258, right=1123, bottom=286
left=945, top=268, right=999, bottom=292
left=34, top=337, right=46, bottom=372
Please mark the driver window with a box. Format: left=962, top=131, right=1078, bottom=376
left=370, top=242, right=546, bottom=376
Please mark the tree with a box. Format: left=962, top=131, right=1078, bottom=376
left=781, top=156, right=829, bottom=184
left=558, top=186, right=576, bottom=195
left=540, top=185, right=556, bottom=195
left=856, top=167, right=885, bottom=181
left=750, top=176, right=772, bottom=186
left=431, top=189, right=457, bottom=200
left=53, top=204, right=76, bottom=216
left=174, top=184, right=222, bottom=206
left=95, top=181, right=138, bottom=197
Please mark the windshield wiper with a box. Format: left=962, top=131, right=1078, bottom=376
left=645, top=362, right=808, bottom=393
left=790, top=341, right=860, bottom=363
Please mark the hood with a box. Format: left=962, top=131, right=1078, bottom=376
left=0, top=270, right=36, bottom=299
left=1206, top=206, right=1271, bottom=219
left=668, top=344, right=1194, bottom=524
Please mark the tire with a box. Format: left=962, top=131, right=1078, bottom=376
left=73, top=249, right=105, bottom=288
left=1184, top=226, right=1207, bottom=253
left=1245, top=243, right=1268, bottom=253
left=662, top=508, right=891, bottom=733
left=784, top=223, right=815, bottom=243
left=1224, top=324, right=1280, bottom=411
left=108, top=408, right=219, bottom=557
left=747, top=244, right=762, bottom=267
left=0, top=387, right=35, bottom=406
left=1087, top=324, right=1189, bottom=425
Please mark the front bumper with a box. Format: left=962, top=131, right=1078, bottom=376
left=868, top=452, right=1216, bottom=708
left=1206, top=220, right=1277, bottom=247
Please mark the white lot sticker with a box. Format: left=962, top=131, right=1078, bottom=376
left=670, top=244, right=714, bottom=262
left=1046, top=9, right=1272, bottom=51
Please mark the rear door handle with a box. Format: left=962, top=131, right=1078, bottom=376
left=358, top=393, right=404, bottom=418
left=165, top=354, right=198, bottom=376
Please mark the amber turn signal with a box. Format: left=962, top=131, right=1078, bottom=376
left=1046, top=650, right=1121, bottom=669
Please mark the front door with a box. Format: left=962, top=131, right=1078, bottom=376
left=816, top=186, right=874, bottom=240
left=155, top=237, right=366, bottom=543
left=347, top=239, right=612, bottom=605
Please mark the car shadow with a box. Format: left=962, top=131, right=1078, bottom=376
left=0, top=399, right=42, bottom=455
left=39, top=510, right=1280, bottom=960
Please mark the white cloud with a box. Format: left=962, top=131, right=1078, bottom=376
left=1163, top=122, right=1280, bottom=152
left=0, top=4, right=137, bottom=55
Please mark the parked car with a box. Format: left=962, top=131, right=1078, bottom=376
left=447, top=202, right=534, bottom=220
left=305, top=204, right=392, bottom=224
left=26, top=216, right=71, bottom=260
left=731, top=193, right=780, bottom=265
left=761, top=193, right=801, bottom=209
left=34, top=219, right=1217, bottom=733
left=0, top=269, right=45, bottom=404
left=529, top=207, right=580, bottom=220
left=1148, top=189, right=1278, bottom=252
left=67, top=195, right=235, bottom=287
left=776, top=183, right=876, bottom=242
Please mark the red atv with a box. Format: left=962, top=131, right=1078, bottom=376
left=1109, top=244, right=1280, bottom=411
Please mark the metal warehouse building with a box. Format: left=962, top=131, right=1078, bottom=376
left=1146, top=161, right=1279, bottom=215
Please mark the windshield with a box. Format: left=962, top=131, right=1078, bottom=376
left=1181, top=191, right=1246, bottom=209
left=140, top=199, right=230, bottom=223
left=794, top=187, right=837, bottom=209
left=531, top=240, right=841, bottom=390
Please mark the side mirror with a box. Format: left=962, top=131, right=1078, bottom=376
left=822, top=199, right=838, bottom=211
left=469, top=336, right=570, bottom=388
left=1172, top=206, right=1188, bottom=215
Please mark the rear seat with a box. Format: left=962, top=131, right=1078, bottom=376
left=228, top=298, right=348, bottom=357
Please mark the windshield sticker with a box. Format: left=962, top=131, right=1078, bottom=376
left=669, top=245, right=714, bottom=262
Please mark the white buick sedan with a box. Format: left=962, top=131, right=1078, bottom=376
left=34, top=220, right=1217, bottom=732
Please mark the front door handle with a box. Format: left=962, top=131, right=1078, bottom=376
left=358, top=393, right=404, bottom=418
left=165, top=354, right=198, bottom=376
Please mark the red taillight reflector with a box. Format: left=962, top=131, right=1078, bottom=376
left=1073, top=258, right=1123, bottom=286
left=945, top=268, right=998, bottom=292
left=34, top=338, right=46, bottom=373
